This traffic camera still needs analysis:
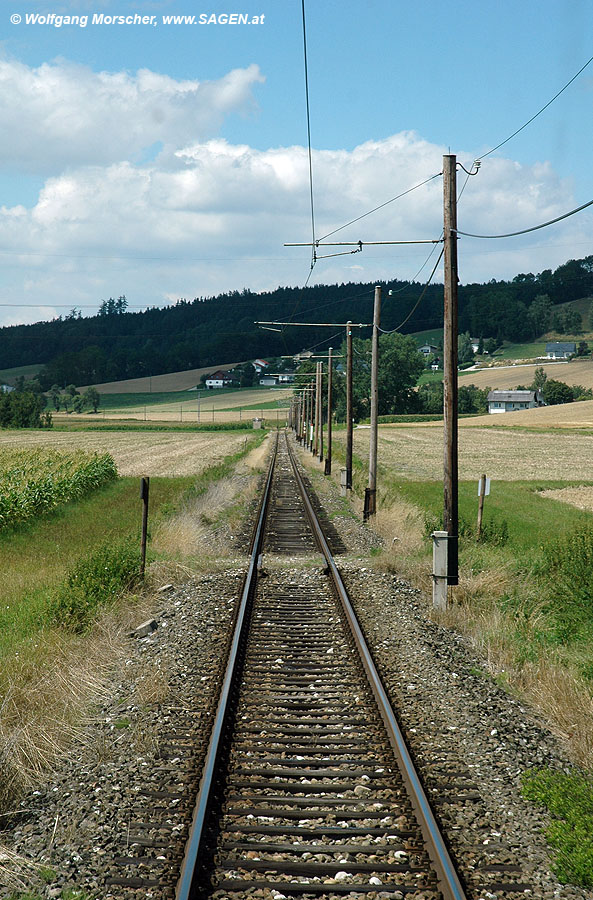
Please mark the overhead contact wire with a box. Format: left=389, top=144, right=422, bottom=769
left=457, top=198, right=593, bottom=239
left=477, top=53, right=593, bottom=161
left=318, top=172, right=442, bottom=242
left=301, top=0, right=317, bottom=286
left=379, top=247, right=444, bottom=334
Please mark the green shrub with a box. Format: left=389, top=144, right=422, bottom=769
left=49, top=538, right=143, bottom=632
left=521, top=769, right=593, bottom=886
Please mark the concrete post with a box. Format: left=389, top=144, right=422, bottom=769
left=432, top=530, right=448, bottom=610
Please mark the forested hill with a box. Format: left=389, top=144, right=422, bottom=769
left=2, top=255, right=593, bottom=389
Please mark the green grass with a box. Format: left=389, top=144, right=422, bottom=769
left=97, top=390, right=197, bottom=409
left=97, top=385, right=281, bottom=410
left=390, top=478, right=593, bottom=551
left=494, top=341, right=547, bottom=360
left=410, top=327, right=443, bottom=347
left=0, top=364, right=44, bottom=384
left=0, top=428, right=266, bottom=653
left=0, top=475, right=192, bottom=654
left=417, top=370, right=444, bottom=385
left=522, top=769, right=593, bottom=886
left=218, top=399, right=290, bottom=411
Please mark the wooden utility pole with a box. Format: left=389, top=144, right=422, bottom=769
left=324, top=347, right=333, bottom=475
left=295, top=391, right=301, bottom=441
left=443, top=154, right=459, bottom=586
left=140, top=476, right=150, bottom=578
left=364, top=285, right=381, bottom=519
left=346, top=321, right=353, bottom=490
left=317, top=361, right=324, bottom=462
left=311, top=363, right=319, bottom=456
left=477, top=473, right=486, bottom=539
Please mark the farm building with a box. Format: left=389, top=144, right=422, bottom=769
left=487, top=390, right=545, bottom=414
left=205, top=370, right=234, bottom=389
left=546, top=341, right=576, bottom=359
left=259, top=376, right=277, bottom=386
left=253, top=359, right=269, bottom=373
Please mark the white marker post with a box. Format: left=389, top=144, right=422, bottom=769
left=477, top=474, right=490, bottom=539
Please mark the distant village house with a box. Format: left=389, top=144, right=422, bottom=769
left=546, top=341, right=576, bottom=359
left=419, top=344, right=439, bottom=356
left=204, top=370, right=234, bottom=389
left=487, top=390, right=545, bottom=414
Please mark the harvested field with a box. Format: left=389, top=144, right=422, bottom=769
left=59, top=386, right=292, bottom=424
left=460, top=357, right=593, bottom=392
left=0, top=431, right=250, bottom=477
left=77, top=363, right=241, bottom=394
left=351, top=424, right=593, bottom=481
left=458, top=398, right=593, bottom=429
left=539, top=485, right=593, bottom=512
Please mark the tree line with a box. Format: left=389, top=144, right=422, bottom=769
left=0, top=255, right=592, bottom=390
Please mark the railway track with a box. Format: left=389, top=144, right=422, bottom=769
left=176, top=433, right=467, bottom=899
left=103, top=431, right=535, bottom=899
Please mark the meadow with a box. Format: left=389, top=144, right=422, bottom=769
left=52, top=384, right=293, bottom=425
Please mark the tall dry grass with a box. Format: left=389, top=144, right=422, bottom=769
left=152, top=434, right=270, bottom=564
left=0, top=595, right=159, bottom=815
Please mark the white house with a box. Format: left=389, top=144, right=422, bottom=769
left=278, top=373, right=295, bottom=383
left=419, top=344, right=439, bottom=356
left=205, top=370, right=234, bottom=389
left=487, top=390, right=545, bottom=414
left=0, top=384, right=15, bottom=393
left=259, top=376, right=277, bottom=386
left=253, top=358, right=269, bottom=374
left=546, top=341, right=576, bottom=359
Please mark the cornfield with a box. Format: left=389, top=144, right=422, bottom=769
left=0, top=449, right=118, bottom=531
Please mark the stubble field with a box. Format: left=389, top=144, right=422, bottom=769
left=352, top=424, right=593, bottom=483
left=0, top=430, right=251, bottom=477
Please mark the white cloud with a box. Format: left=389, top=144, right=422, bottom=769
left=0, top=127, right=589, bottom=327
left=0, top=58, right=264, bottom=173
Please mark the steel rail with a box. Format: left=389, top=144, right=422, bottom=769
left=285, top=433, right=469, bottom=900
left=175, top=434, right=278, bottom=900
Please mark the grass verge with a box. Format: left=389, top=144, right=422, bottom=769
left=0, top=430, right=266, bottom=828
left=521, top=769, right=593, bottom=886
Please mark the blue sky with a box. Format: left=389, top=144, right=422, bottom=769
left=0, top=0, right=592, bottom=325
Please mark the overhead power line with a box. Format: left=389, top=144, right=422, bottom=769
left=456, top=197, right=593, bottom=239
left=317, top=172, right=442, bottom=242
left=379, top=247, right=444, bottom=335
left=301, top=0, right=317, bottom=286
left=477, top=52, right=593, bottom=161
